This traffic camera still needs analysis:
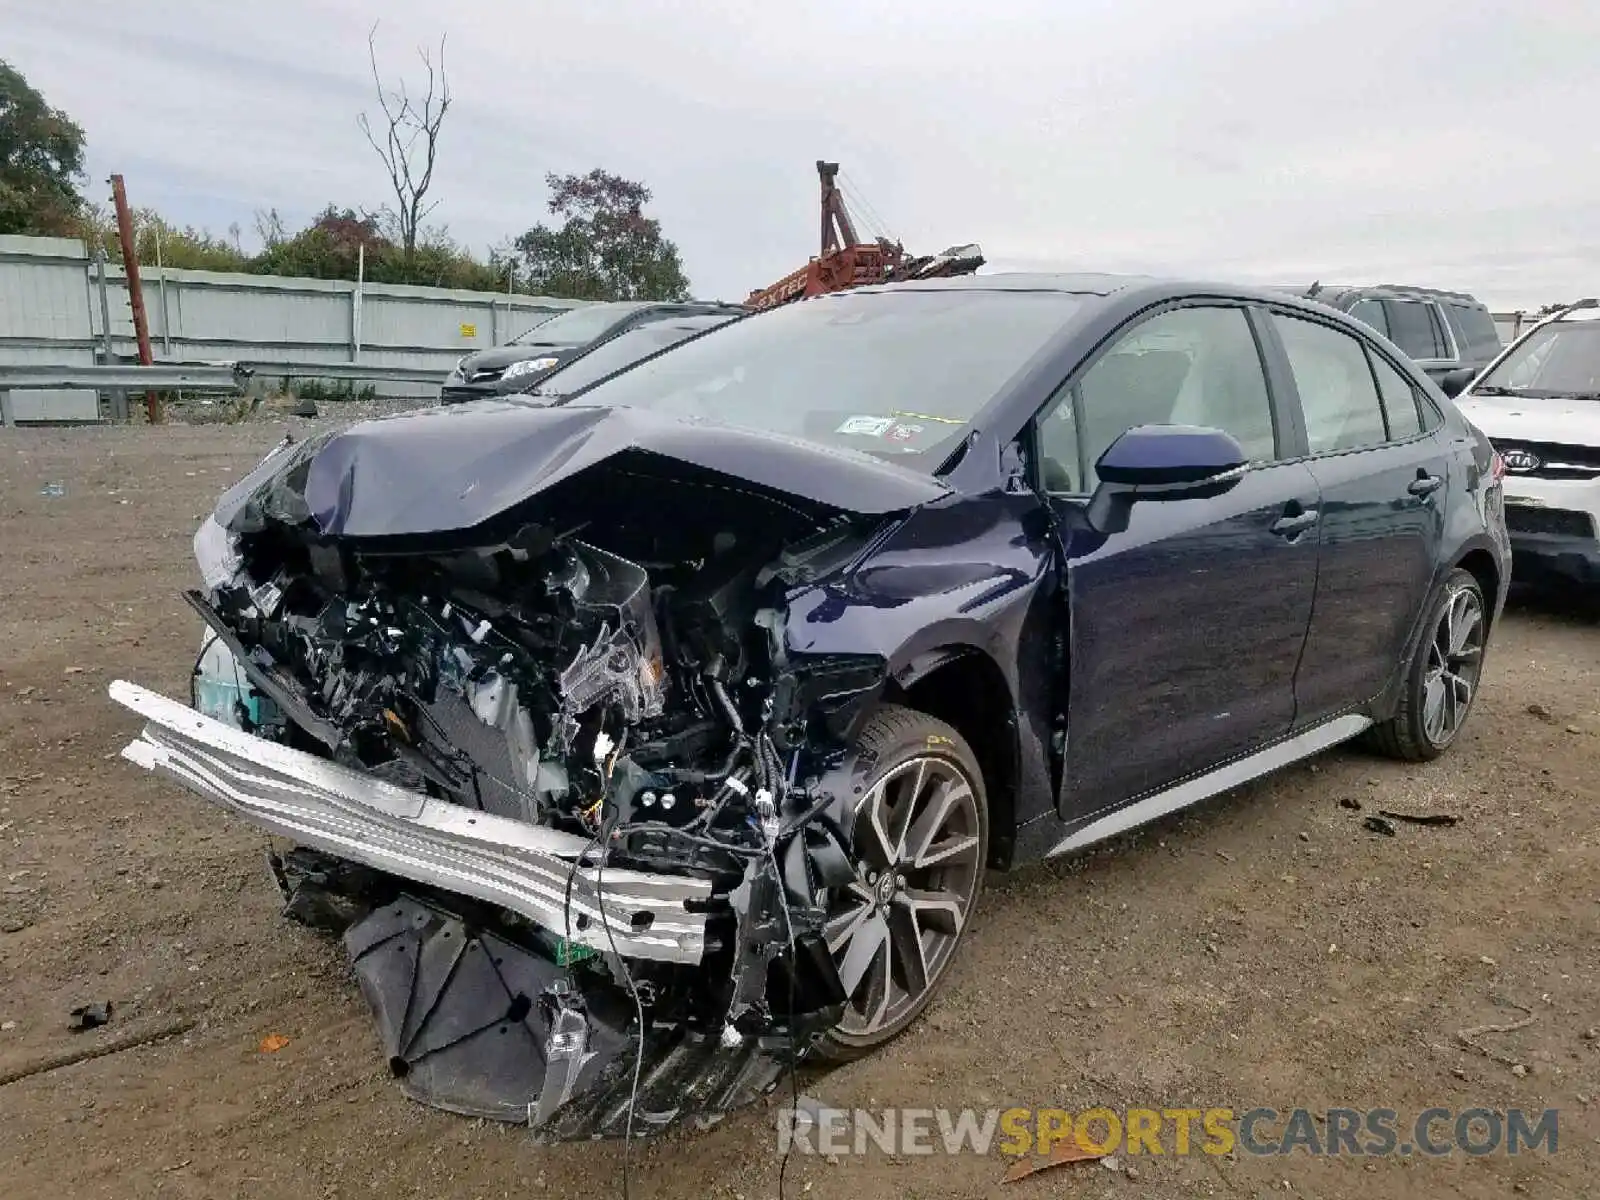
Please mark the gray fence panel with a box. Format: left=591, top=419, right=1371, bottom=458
left=0, top=237, right=98, bottom=418
left=0, top=235, right=594, bottom=412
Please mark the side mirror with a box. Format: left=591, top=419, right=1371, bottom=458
left=1438, top=367, right=1475, bottom=399
left=1085, top=424, right=1248, bottom=534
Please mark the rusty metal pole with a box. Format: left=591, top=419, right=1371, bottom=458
left=109, top=174, right=161, bottom=422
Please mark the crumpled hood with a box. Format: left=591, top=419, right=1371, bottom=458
left=216, top=401, right=951, bottom=540
left=1457, top=392, right=1600, bottom=445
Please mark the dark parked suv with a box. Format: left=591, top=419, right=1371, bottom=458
left=1287, top=284, right=1502, bottom=386
left=439, top=299, right=747, bottom=404
left=118, top=274, right=1511, bottom=1132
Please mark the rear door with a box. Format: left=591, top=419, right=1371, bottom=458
left=1037, top=303, right=1322, bottom=817
left=1384, top=297, right=1457, bottom=378
left=1261, top=309, right=1451, bottom=725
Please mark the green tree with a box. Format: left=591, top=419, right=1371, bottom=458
left=0, top=59, right=86, bottom=236
left=76, top=203, right=250, bottom=272
left=511, top=169, right=690, bottom=301
left=250, top=204, right=502, bottom=291
left=252, top=205, right=389, bottom=280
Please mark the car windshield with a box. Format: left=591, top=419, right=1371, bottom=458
left=530, top=318, right=737, bottom=396
left=510, top=303, right=639, bottom=345
left=1477, top=321, right=1600, bottom=398
left=567, top=288, right=1084, bottom=460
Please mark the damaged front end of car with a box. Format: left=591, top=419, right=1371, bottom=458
left=111, top=403, right=950, bottom=1136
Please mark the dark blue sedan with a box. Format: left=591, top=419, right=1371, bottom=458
left=116, top=272, right=1512, bottom=1129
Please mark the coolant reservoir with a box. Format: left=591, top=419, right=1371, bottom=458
left=193, top=631, right=279, bottom=730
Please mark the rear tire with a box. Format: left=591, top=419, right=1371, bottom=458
left=1369, top=568, right=1488, bottom=761
left=810, top=704, right=988, bottom=1063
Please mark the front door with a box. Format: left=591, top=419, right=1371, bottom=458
left=1033, top=303, right=1321, bottom=820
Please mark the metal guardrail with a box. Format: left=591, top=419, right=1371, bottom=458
left=0, top=363, right=249, bottom=391
left=0, top=362, right=251, bottom=426
left=243, top=360, right=448, bottom=385
left=0, top=358, right=453, bottom=426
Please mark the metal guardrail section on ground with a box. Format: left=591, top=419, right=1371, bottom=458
left=0, top=362, right=249, bottom=392
left=237, top=360, right=448, bottom=385
left=0, top=359, right=454, bottom=426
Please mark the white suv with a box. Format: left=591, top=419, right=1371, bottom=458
left=1451, top=300, right=1600, bottom=589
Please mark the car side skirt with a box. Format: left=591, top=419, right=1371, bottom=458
left=1045, top=713, right=1373, bottom=858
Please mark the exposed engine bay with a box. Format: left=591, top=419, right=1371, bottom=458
left=113, top=422, right=907, bottom=1135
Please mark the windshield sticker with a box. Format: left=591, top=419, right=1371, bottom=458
left=836, top=416, right=895, bottom=437
left=886, top=422, right=924, bottom=443
left=890, top=409, right=964, bottom=426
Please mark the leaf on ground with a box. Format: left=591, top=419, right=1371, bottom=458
left=1002, top=1142, right=1106, bottom=1183
left=257, top=1033, right=291, bottom=1053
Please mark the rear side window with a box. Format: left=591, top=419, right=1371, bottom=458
left=1385, top=300, right=1449, bottom=360
left=1368, top=352, right=1423, bottom=439
left=1448, top=302, right=1502, bottom=358
left=1347, top=299, right=1389, bottom=337
left=1273, top=314, right=1388, bottom=453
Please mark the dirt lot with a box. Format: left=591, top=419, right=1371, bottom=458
left=2, top=420, right=1597, bottom=1200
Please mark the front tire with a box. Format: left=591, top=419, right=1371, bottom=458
left=1370, top=568, right=1488, bottom=761
left=811, top=704, right=988, bottom=1063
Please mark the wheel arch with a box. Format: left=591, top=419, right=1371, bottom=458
left=880, top=644, right=1021, bottom=869
left=1454, top=545, right=1501, bottom=628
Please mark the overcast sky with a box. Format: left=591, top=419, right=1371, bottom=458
left=5, top=0, right=1594, bottom=308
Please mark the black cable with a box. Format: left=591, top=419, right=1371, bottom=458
left=560, top=824, right=605, bottom=969
left=711, top=678, right=744, bottom=736
left=552, top=745, right=647, bottom=1200
left=190, top=633, right=217, bottom=708
left=773, top=748, right=802, bottom=1200
left=594, top=805, right=648, bottom=1200
left=611, top=822, right=761, bottom=860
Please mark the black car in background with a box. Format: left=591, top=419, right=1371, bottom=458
left=512, top=312, right=743, bottom=403
left=439, top=299, right=747, bottom=404
left=1289, top=284, right=1502, bottom=388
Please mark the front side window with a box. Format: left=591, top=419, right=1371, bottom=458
left=1037, top=305, right=1276, bottom=493
left=1347, top=299, right=1389, bottom=337
left=1274, top=313, right=1389, bottom=453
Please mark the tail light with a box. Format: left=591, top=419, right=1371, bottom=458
left=1490, top=450, right=1506, bottom=483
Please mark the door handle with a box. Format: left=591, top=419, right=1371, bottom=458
left=1408, top=474, right=1444, bottom=498
left=1271, top=509, right=1319, bottom=537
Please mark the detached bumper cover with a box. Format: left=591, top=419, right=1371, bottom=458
left=109, top=681, right=711, bottom=964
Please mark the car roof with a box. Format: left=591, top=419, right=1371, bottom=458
left=848, top=271, right=1363, bottom=317
left=856, top=271, right=1160, bottom=297
left=1276, top=282, right=1489, bottom=309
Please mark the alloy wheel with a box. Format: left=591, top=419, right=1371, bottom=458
left=1422, top=585, right=1485, bottom=745
left=823, top=755, right=983, bottom=1039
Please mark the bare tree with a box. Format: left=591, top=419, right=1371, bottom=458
left=356, top=22, right=450, bottom=257
left=252, top=207, right=287, bottom=249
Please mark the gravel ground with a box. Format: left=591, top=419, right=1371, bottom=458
left=1, top=419, right=1597, bottom=1200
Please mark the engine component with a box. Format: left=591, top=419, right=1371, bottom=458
left=115, top=449, right=896, bottom=1139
